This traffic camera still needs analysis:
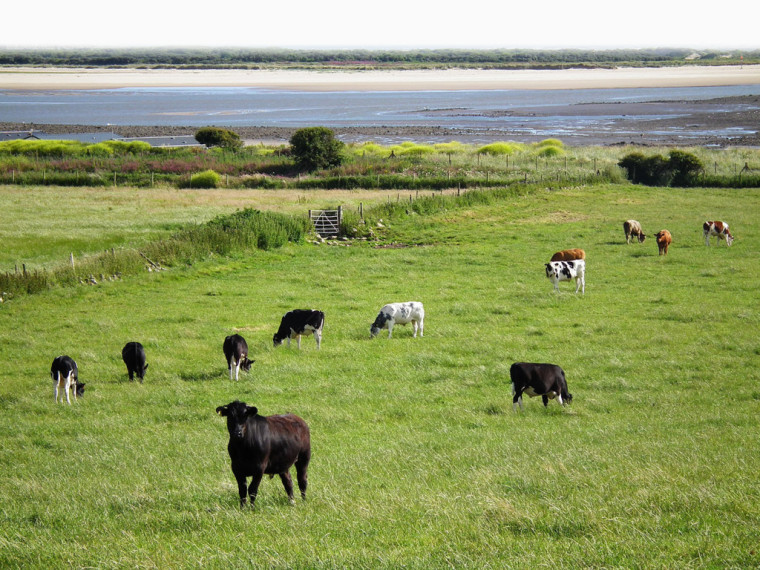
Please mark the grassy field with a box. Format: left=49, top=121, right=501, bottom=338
left=1, top=182, right=758, bottom=568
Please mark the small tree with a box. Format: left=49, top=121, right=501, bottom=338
left=289, top=127, right=345, bottom=171
left=195, top=127, right=243, bottom=150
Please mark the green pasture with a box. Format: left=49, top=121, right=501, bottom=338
left=1, top=183, right=758, bottom=568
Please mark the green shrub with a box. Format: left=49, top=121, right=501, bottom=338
left=194, top=127, right=243, bottom=150
left=289, top=127, right=345, bottom=171
left=186, top=170, right=221, bottom=189
left=618, top=150, right=703, bottom=186
left=476, top=142, right=520, bottom=155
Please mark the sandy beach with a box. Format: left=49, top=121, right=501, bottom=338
left=2, top=65, right=760, bottom=91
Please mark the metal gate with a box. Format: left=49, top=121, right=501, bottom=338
left=309, top=207, right=342, bottom=238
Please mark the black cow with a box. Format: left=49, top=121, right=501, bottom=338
left=122, top=341, right=148, bottom=383
left=273, top=309, right=325, bottom=350
left=51, top=355, right=85, bottom=404
left=223, top=334, right=254, bottom=381
left=216, top=401, right=311, bottom=507
left=510, top=362, right=572, bottom=411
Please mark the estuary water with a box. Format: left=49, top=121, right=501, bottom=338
left=2, top=83, right=759, bottom=144
left=1, top=84, right=759, bottom=127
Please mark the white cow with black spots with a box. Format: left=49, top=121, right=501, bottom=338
left=370, top=302, right=424, bottom=338
left=545, top=260, right=585, bottom=294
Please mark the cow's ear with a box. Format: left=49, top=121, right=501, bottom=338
left=144, top=363, right=149, bottom=370
left=216, top=405, right=229, bottom=416
left=246, top=406, right=258, bottom=417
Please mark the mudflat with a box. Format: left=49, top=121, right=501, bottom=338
left=2, top=66, right=759, bottom=146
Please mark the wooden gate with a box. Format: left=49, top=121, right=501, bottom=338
left=309, top=207, right=342, bottom=238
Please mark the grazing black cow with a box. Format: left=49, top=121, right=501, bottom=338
left=51, top=355, right=85, bottom=404
left=216, top=401, right=311, bottom=507
left=510, top=362, right=572, bottom=411
left=273, top=310, right=325, bottom=349
left=223, top=334, right=254, bottom=381
left=122, top=341, right=148, bottom=383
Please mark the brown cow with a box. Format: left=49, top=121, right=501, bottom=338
left=550, top=248, right=586, bottom=262
left=623, top=220, right=646, bottom=244
left=655, top=230, right=672, bottom=255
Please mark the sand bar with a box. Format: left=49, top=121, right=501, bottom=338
left=1, top=65, right=760, bottom=91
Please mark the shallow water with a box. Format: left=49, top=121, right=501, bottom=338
left=1, top=84, right=759, bottom=143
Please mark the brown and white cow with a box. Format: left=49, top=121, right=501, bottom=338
left=550, top=248, right=586, bottom=262
left=655, top=230, right=672, bottom=255
left=623, top=220, right=646, bottom=244
left=703, top=221, right=734, bottom=246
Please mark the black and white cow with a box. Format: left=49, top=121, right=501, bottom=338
left=223, top=334, right=254, bottom=381
left=216, top=400, right=311, bottom=507
left=545, top=259, right=585, bottom=294
left=370, top=301, right=425, bottom=338
left=273, top=310, right=325, bottom=350
left=122, top=341, right=148, bottom=383
left=510, top=362, right=572, bottom=411
left=51, top=355, right=85, bottom=404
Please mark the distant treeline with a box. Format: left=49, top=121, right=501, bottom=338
left=1, top=48, right=757, bottom=68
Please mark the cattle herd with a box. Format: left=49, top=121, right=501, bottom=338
left=48, top=219, right=735, bottom=506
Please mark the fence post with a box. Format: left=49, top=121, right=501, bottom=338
left=359, top=202, right=363, bottom=220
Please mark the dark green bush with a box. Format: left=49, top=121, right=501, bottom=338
left=194, top=127, right=243, bottom=150
left=289, top=127, right=345, bottom=171
left=618, top=150, right=704, bottom=187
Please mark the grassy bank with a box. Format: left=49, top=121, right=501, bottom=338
left=0, top=183, right=758, bottom=567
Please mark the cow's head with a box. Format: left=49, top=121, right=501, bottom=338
left=240, top=357, right=255, bottom=372
left=272, top=333, right=285, bottom=347
left=136, top=363, right=149, bottom=380
left=638, top=233, right=646, bottom=243
left=370, top=311, right=389, bottom=338
left=726, top=233, right=734, bottom=246
left=216, top=400, right=258, bottom=440
left=545, top=263, right=555, bottom=279
left=75, top=382, right=86, bottom=398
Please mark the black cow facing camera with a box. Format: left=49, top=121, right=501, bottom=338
left=122, top=342, right=148, bottom=383
left=216, top=401, right=311, bottom=508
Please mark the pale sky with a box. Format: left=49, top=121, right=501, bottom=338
left=3, top=0, right=758, bottom=50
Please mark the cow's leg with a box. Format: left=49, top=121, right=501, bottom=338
left=542, top=394, right=549, bottom=407
left=228, top=358, right=235, bottom=381
left=128, top=369, right=134, bottom=381
left=387, top=322, right=394, bottom=338
left=418, top=318, right=424, bottom=337
left=557, top=394, right=564, bottom=406
left=233, top=471, right=249, bottom=507
left=64, top=372, right=73, bottom=405
left=247, top=471, right=264, bottom=507
left=296, top=335, right=302, bottom=350
left=286, top=337, right=291, bottom=348
left=53, top=374, right=59, bottom=403
left=705, top=233, right=710, bottom=246
left=412, top=320, right=418, bottom=337
left=234, top=360, right=241, bottom=381
left=314, top=330, right=321, bottom=349
left=513, top=389, right=523, bottom=411
left=279, top=471, right=295, bottom=503
left=295, top=451, right=309, bottom=500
